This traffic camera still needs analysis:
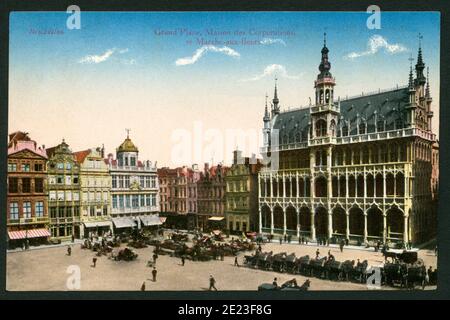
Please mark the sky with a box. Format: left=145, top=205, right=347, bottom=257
left=9, top=11, right=440, bottom=167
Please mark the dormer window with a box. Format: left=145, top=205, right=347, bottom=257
left=359, top=122, right=366, bottom=134
left=130, top=157, right=136, bottom=166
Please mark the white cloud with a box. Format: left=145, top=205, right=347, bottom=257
left=78, top=48, right=132, bottom=64
left=175, top=45, right=240, bottom=66
left=241, top=64, right=302, bottom=82
left=345, top=35, right=407, bottom=60
left=260, top=38, right=286, bottom=46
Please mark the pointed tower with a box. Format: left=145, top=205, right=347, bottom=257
left=406, top=55, right=417, bottom=127
left=426, top=67, right=434, bottom=131
left=272, top=77, right=280, bottom=116
left=314, top=32, right=336, bottom=106
left=263, top=93, right=271, bottom=147
left=310, top=33, right=339, bottom=140
left=415, top=34, right=426, bottom=88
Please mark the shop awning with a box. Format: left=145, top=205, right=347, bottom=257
left=112, top=217, right=136, bottom=229
left=208, top=216, right=225, bottom=221
left=140, top=215, right=163, bottom=226
left=83, top=221, right=112, bottom=228
left=8, top=228, right=51, bottom=240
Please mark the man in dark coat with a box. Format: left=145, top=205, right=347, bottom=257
left=67, top=246, right=72, bottom=256
left=234, top=256, right=240, bottom=267
left=209, top=275, right=217, bottom=291
left=181, top=256, right=185, bottom=266
left=152, top=267, right=157, bottom=282
left=92, top=257, right=97, bottom=268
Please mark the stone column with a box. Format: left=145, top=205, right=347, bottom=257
left=383, top=213, right=387, bottom=243
left=270, top=173, right=273, bottom=198
left=403, top=214, right=408, bottom=243
left=363, top=213, right=368, bottom=243
left=296, top=173, right=300, bottom=198
left=258, top=207, right=262, bottom=234
left=270, top=207, right=274, bottom=234
left=311, top=208, right=316, bottom=241
left=328, top=212, right=333, bottom=239
left=346, top=212, right=350, bottom=240
left=283, top=207, right=287, bottom=235
left=282, top=175, right=286, bottom=198
left=297, top=209, right=300, bottom=237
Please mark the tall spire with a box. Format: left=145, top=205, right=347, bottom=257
left=264, top=93, right=270, bottom=121
left=415, top=33, right=426, bottom=86
left=426, top=67, right=431, bottom=98
left=272, top=77, right=280, bottom=114
left=408, top=55, right=414, bottom=89
left=318, top=32, right=332, bottom=80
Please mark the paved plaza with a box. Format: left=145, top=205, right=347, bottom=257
left=6, top=238, right=437, bottom=291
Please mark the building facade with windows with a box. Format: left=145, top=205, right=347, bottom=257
left=259, top=37, right=438, bottom=245
left=106, top=134, right=159, bottom=232
left=47, top=140, right=81, bottom=240
left=74, top=147, right=112, bottom=238
left=196, top=163, right=229, bottom=230
left=7, top=132, right=50, bottom=246
left=158, top=165, right=200, bottom=229
left=225, top=151, right=262, bottom=234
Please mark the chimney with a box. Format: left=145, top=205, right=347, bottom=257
left=101, top=144, right=105, bottom=158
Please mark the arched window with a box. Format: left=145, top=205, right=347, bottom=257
left=315, top=119, right=327, bottom=137
left=325, top=89, right=330, bottom=103
left=330, top=119, right=336, bottom=136
left=319, top=90, right=324, bottom=104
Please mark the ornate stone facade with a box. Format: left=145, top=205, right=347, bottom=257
left=259, top=37, right=438, bottom=245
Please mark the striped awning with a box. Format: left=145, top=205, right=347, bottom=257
left=112, top=217, right=137, bottom=229
left=8, top=229, right=51, bottom=240
left=140, top=215, right=163, bottom=226
left=84, top=221, right=112, bottom=228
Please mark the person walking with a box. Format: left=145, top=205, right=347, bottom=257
left=67, top=246, right=72, bottom=256
left=279, top=236, right=282, bottom=245
left=153, top=253, right=158, bottom=264
left=272, top=277, right=278, bottom=287
left=152, top=267, right=157, bottom=282
left=141, top=281, right=146, bottom=291
left=71, top=234, right=75, bottom=243
left=181, top=256, right=185, bottom=266
left=209, top=275, right=217, bottom=291
left=234, top=256, right=240, bottom=267
left=316, top=248, right=320, bottom=259
left=339, top=239, right=344, bottom=253
left=92, top=257, right=97, bottom=268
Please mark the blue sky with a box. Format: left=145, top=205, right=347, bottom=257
left=9, top=11, right=440, bottom=166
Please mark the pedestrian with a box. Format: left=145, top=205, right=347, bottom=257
left=339, top=239, right=344, bottom=253
left=284, top=234, right=287, bottom=243
left=71, top=234, right=75, bottom=243
left=181, top=256, right=185, bottom=266
left=434, top=245, right=438, bottom=257
left=298, top=237, right=302, bottom=245
left=141, top=281, right=146, bottom=291
left=305, top=237, right=309, bottom=245
left=288, top=234, right=291, bottom=243
left=209, top=275, right=217, bottom=291
left=279, top=236, right=282, bottom=245
left=316, top=248, right=320, bottom=259
left=67, top=246, right=72, bottom=256
left=234, top=256, right=240, bottom=267
left=345, top=238, right=349, bottom=246
left=153, top=253, right=158, bottom=263
left=92, top=257, right=97, bottom=268
left=301, top=236, right=305, bottom=244
left=152, top=267, right=157, bottom=282
left=258, top=244, right=262, bottom=252
left=272, top=277, right=278, bottom=287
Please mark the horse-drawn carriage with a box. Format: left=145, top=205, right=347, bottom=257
left=115, top=248, right=138, bottom=261
left=309, top=257, right=327, bottom=278
left=383, top=261, right=407, bottom=287
left=324, top=259, right=343, bottom=281
left=258, top=279, right=311, bottom=291
left=270, top=252, right=288, bottom=272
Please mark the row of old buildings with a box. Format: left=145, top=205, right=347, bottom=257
left=7, top=36, right=439, bottom=246
left=7, top=132, right=160, bottom=247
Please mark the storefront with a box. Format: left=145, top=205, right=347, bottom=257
left=207, top=216, right=226, bottom=232
left=112, top=216, right=137, bottom=235
left=82, top=220, right=113, bottom=238
left=8, top=228, right=51, bottom=249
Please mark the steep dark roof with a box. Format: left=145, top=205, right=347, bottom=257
left=273, top=87, right=409, bottom=141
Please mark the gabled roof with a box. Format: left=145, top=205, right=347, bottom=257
left=73, top=150, right=91, bottom=164
left=8, top=140, right=48, bottom=159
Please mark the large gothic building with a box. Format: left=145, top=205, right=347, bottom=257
left=259, top=36, right=438, bottom=245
